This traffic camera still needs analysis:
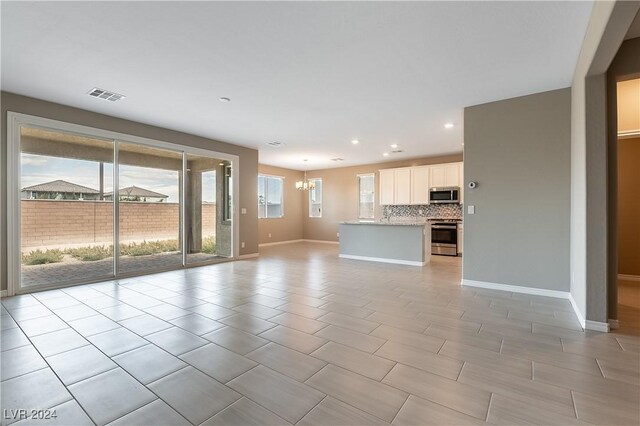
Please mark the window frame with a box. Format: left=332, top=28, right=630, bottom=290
left=308, top=178, right=322, bottom=218
left=258, top=174, right=285, bottom=219
left=358, top=173, right=375, bottom=220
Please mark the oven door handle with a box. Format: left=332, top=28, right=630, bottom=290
left=431, top=225, right=457, bottom=229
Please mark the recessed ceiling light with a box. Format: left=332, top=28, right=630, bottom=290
left=383, top=152, right=389, bottom=157
left=351, top=139, right=359, bottom=145
left=219, top=97, right=231, bottom=102
left=444, top=123, right=454, bottom=129
left=390, top=144, right=398, bottom=149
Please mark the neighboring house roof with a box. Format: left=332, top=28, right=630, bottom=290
left=21, top=179, right=99, bottom=194
left=104, top=185, right=168, bottom=198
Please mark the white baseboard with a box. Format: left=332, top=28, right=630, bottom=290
left=462, top=280, right=600, bottom=332
left=258, top=239, right=339, bottom=247
left=461, top=279, right=571, bottom=299
left=259, top=239, right=304, bottom=247
left=303, top=239, right=339, bottom=245
left=0, top=290, right=7, bottom=298
left=461, top=280, right=612, bottom=333
left=339, top=254, right=426, bottom=267
left=238, top=253, right=259, bottom=259
left=618, top=274, right=640, bottom=282
left=585, top=320, right=610, bottom=333
left=569, top=293, right=586, bottom=330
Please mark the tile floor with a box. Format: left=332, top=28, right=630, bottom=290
left=1, top=242, right=639, bottom=425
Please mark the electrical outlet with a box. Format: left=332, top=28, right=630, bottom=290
left=241, top=242, right=245, bottom=248
left=337, top=232, right=340, bottom=238
left=418, top=209, right=423, bottom=215
left=241, top=208, right=247, bottom=215
left=268, top=233, right=272, bottom=238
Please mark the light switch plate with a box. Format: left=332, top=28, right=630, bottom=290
left=241, top=208, right=247, bottom=214
left=468, top=205, right=475, bottom=214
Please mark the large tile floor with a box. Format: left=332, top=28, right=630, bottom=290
left=1, top=242, right=639, bottom=425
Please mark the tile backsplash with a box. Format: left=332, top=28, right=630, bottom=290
left=383, top=204, right=462, bottom=219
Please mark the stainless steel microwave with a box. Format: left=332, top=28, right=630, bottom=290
left=429, top=187, right=460, bottom=204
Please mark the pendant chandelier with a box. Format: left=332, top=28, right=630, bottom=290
left=295, top=160, right=316, bottom=191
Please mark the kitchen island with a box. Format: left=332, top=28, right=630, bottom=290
left=338, top=221, right=431, bottom=266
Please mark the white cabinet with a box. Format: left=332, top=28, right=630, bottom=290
left=459, top=163, right=464, bottom=203
left=394, top=168, right=411, bottom=205
left=379, top=169, right=395, bottom=205
left=379, top=162, right=463, bottom=206
left=430, top=163, right=461, bottom=188
left=410, top=166, right=430, bottom=204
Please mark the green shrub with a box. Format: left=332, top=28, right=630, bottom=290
left=66, top=245, right=113, bottom=261
left=22, top=249, right=64, bottom=265
left=201, top=236, right=216, bottom=254
left=120, top=241, right=155, bottom=256
left=119, top=240, right=179, bottom=256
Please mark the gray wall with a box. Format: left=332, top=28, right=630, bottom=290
left=1, top=91, right=260, bottom=292
left=463, top=88, right=571, bottom=291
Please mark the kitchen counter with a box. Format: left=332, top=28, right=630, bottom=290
left=338, top=222, right=431, bottom=266
left=340, top=221, right=428, bottom=226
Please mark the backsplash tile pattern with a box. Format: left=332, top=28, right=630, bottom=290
left=383, top=204, right=462, bottom=219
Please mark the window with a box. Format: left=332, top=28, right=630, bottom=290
left=358, top=174, right=375, bottom=219
left=309, top=178, right=322, bottom=218
left=258, top=175, right=284, bottom=218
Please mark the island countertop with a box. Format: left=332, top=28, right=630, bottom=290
left=340, top=221, right=429, bottom=226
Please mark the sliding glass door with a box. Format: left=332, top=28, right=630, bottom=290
left=185, top=154, right=233, bottom=264
left=117, top=142, right=183, bottom=275
left=19, top=126, right=115, bottom=289
left=12, top=114, right=237, bottom=294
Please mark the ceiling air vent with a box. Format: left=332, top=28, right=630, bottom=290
left=331, top=158, right=344, bottom=162
left=390, top=150, right=404, bottom=154
left=266, top=141, right=285, bottom=147
left=87, top=88, right=126, bottom=102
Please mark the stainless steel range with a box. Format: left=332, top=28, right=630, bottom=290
left=431, top=220, right=458, bottom=256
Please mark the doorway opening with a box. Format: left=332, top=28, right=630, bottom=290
left=615, top=77, right=640, bottom=335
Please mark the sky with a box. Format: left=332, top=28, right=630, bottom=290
left=21, top=154, right=216, bottom=203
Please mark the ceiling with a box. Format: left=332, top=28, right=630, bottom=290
left=626, top=9, right=640, bottom=40
left=1, top=2, right=593, bottom=170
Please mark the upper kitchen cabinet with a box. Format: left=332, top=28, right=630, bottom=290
left=379, top=169, right=395, bottom=205
left=394, top=168, right=411, bottom=204
left=430, top=163, right=461, bottom=188
left=379, top=168, right=411, bottom=205
left=380, top=162, right=463, bottom=206
left=410, top=166, right=430, bottom=204
left=459, top=163, right=464, bottom=203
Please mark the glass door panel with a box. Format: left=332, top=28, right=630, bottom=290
left=117, top=142, right=183, bottom=275
left=185, top=154, right=232, bottom=264
left=19, top=126, right=115, bottom=289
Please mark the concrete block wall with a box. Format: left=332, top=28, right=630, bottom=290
left=21, top=200, right=216, bottom=250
